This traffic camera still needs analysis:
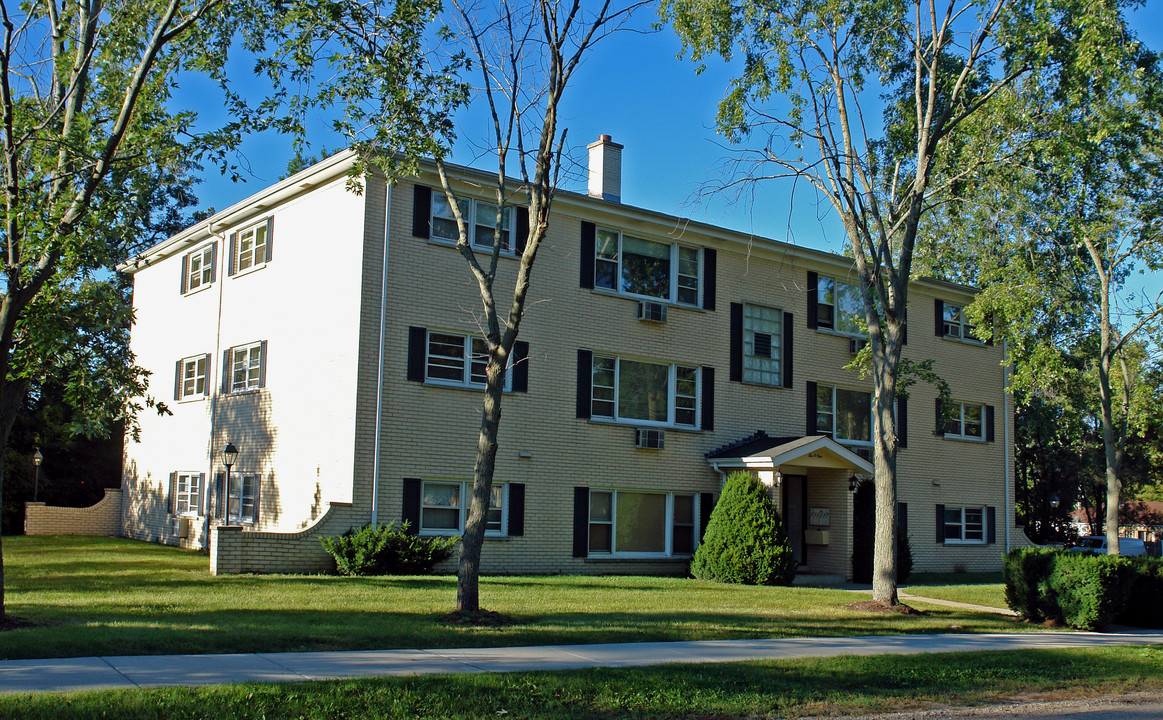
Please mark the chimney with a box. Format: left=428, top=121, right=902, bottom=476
left=587, top=134, right=623, bottom=202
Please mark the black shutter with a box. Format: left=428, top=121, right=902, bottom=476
left=407, top=327, right=427, bottom=382
left=783, top=312, right=794, bottom=388
left=402, top=478, right=422, bottom=534
left=807, top=271, right=819, bottom=329
left=214, top=472, right=226, bottom=520
left=580, top=222, right=595, bottom=289
left=252, top=473, right=262, bottom=524
left=221, top=349, right=232, bottom=394
left=508, top=483, right=525, bottom=537
left=985, top=405, right=995, bottom=442
left=934, top=299, right=944, bottom=337
left=702, top=248, right=717, bottom=311
left=515, top=206, right=529, bottom=254
left=699, top=492, right=715, bottom=542
left=729, top=303, right=743, bottom=382
left=412, top=185, right=432, bottom=238
left=258, top=340, right=268, bottom=388
left=180, top=253, right=189, bottom=294
left=806, top=380, right=818, bottom=435
left=576, top=349, right=592, bottom=419
left=227, top=233, right=237, bottom=276
left=264, top=217, right=274, bottom=262
left=168, top=472, right=177, bottom=514
left=896, top=502, right=908, bottom=540
left=197, top=473, right=207, bottom=515
left=572, top=487, right=589, bottom=557
left=511, top=341, right=529, bottom=392
left=987, top=506, right=997, bottom=544
left=936, top=504, right=946, bottom=544
left=701, top=366, right=715, bottom=431
left=896, top=396, right=908, bottom=448
left=901, top=318, right=907, bottom=346
left=935, top=397, right=945, bottom=436
left=209, top=242, right=218, bottom=283
left=202, top=353, right=212, bottom=393
left=174, top=360, right=182, bottom=401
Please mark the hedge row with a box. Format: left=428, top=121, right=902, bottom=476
left=1003, top=548, right=1162, bottom=630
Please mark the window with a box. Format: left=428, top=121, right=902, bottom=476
left=587, top=490, right=696, bottom=557
left=591, top=355, right=699, bottom=427
left=420, top=480, right=506, bottom=535
left=182, top=243, right=215, bottom=294
left=593, top=228, right=700, bottom=305
left=743, top=303, right=782, bottom=386
left=177, top=354, right=209, bottom=400
left=942, top=303, right=978, bottom=341
left=234, top=221, right=269, bottom=273
left=173, top=472, right=203, bottom=516
left=816, top=384, right=872, bottom=446
left=943, top=506, right=985, bottom=543
left=817, top=276, right=864, bottom=335
left=227, top=472, right=258, bottom=524
left=227, top=342, right=265, bottom=393
left=425, top=331, right=511, bottom=390
left=431, top=194, right=513, bottom=252
left=942, top=401, right=984, bottom=440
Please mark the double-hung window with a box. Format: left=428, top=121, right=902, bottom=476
left=225, top=341, right=266, bottom=394
left=176, top=354, right=210, bottom=400
left=420, top=480, right=506, bottom=535
left=591, top=355, right=698, bottom=428
left=173, top=472, right=203, bottom=516
left=182, top=243, right=215, bottom=294
left=234, top=221, right=269, bottom=274
left=943, top=506, right=985, bottom=543
left=588, top=490, right=696, bottom=557
left=942, top=401, right=984, bottom=440
left=227, top=472, right=258, bottom=524
left=942, top=303, right=977, bottom=341
left=815, top=384, right=872, bottom=446
left=816, top=276, right=864, bottom=335
left=594, top=228, right=700, bottom=305
left=431, top=194, right=513, bottom=252
left=425, top=331, right=511, bottom=390
left=743, top=303, right=783, bottom=386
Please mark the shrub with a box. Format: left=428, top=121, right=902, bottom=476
left=1116, top=556, right=1163, bottom=629
left=1049, top=552, right=1135, bottom=630
left=1003, top=547, right=1058, bottom=622
left=691, top=471, right=795, bottom=585
left=321, top=521, right=458, bottom=576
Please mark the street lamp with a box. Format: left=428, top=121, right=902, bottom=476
left=1049, top=494, right=1061, bottom=510
left=32, top=448, right=43, bottom=502
left=222, top=442, right=238, bottom=523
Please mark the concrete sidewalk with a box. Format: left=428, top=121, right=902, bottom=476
left=3, top=628, right=1162, bottom=695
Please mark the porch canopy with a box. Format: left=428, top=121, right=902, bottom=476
left=705, top=431, right=874, bottom=476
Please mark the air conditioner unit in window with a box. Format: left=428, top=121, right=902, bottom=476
left=635, top=428, right=665, bottom=450
left=849, top=337, right=868, bottom=354
left=637, top=301, right=667, bottom=323
left=174, top=517, right=192, bottom=539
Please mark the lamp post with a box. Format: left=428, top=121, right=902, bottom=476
left=32, top=448, right=43, bottom=502
left=222, top=442, right=238, bottom=523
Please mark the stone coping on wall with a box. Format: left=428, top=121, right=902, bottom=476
left=210, top=502, right=366, bottom=575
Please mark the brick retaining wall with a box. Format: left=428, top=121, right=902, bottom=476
left=25, top=489, right=123, bottom=536
left=210, top=502, right=365, bottom=575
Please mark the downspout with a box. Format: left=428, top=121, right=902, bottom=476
left=1003, top=338, right=1012, bottom=552
left=205, top=220, right=226, bottom=547
left=370, top=180, right=391, bottom=525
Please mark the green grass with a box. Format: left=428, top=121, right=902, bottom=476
left=1, top=537, right=1033, bottom=661
left=904, top=572, right=1009, bottom=609
left=2, top=646, right=1161, bottom=719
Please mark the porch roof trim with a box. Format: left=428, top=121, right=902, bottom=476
left=705, top=431, right=874, bottom=474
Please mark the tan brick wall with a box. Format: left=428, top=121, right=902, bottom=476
left=210, top=502, right=364, bottom=575
left=25, top=489, right=123, bottom=536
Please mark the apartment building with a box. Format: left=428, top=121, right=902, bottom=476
left=119, top=140, right=1027, bottom=577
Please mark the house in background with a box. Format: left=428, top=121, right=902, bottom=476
left=118, top=140, right=1033, bottom=577
left=1069, top=501, right=1163, bottom=545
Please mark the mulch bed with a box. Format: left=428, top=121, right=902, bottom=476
left=442, top=609, right=518, bottom=627
left=846, top=600, right=924, bottom=615
left=0, top=615, right=37, bottom=632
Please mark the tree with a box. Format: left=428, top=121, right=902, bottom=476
left=691, top=470, right=795, bottom=585
left=662, top=0, right=1050, bottom=607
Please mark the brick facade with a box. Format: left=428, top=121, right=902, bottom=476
left=25, top=489, right=123, bottom=536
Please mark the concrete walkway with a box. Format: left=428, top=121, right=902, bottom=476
left=3, top=628, right=1162, bottom=695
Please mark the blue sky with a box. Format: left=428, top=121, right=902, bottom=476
left=192, top=4, right=1163, bottom=275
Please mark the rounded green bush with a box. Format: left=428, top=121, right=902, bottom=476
left=690, top=471, right=796, bottom=585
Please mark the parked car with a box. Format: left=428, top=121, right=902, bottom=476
left=1069, top=535, right=1148, bottom=556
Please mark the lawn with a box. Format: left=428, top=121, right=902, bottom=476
left=903, top=572, right=1008, bottom=609
left=0, top=536, right=1033, bottom=661
left=2, top=646, right=1161, bottom=719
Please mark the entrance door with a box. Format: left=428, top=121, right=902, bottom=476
left=782, top=475, right=808, bottom=565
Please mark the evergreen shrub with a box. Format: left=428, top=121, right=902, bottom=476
left=1003, top=547, right=1058, bottom=622
left=1116, top=556, right=1163, bottom=628
left=690, top=471, right=795, bottom=585
left=320, top=521, right=458, bottom=576
left=1049, top=552, right=1135, bottom=630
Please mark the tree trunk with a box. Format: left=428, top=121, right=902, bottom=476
left=0, top=378, right=30, bottom=619
left=870, top=334, right=901, bottom=607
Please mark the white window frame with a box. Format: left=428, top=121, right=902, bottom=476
left=235, top=221, right=268, bottom=275
left=419, top=480, right=507, bottom=536
left=587, top=489, right=698, bottom=558
left=743, top=303, right=783, bottom=386
left=175, top=472, right=203, bottom=516
left=184, top=243, right=215, bottom=294
left=816, top=384, right=873, bottom=447
left=178, top=354, right=208, bottom=400
left=816, top=275, right=865, bottom=336
left=229, top=342, right=264, bottom=393
left=424, top=330, right=512, bottom=391
left=943, top=505, right=985, bottom=544
left=943, top=401, right=985, bottom=441
left=590, top=354, right=699, bottom=428
left=942, top=303, right=981, bottom=343
left=430, top=194, right=514, bottom=253
left=593, top=227, right=701, bottom=306
left=227, top=471, right=258, bottom=524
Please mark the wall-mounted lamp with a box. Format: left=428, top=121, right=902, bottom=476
left=848, top=476, right=859, bottom=492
